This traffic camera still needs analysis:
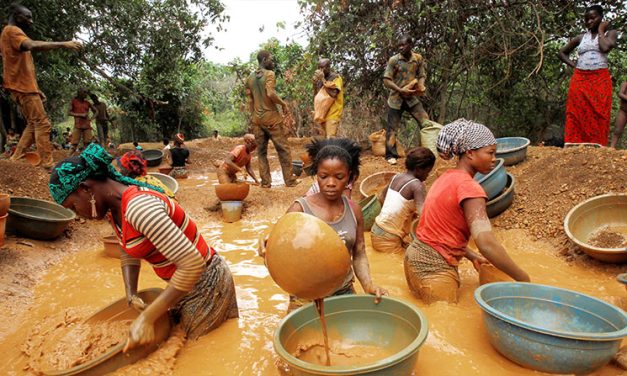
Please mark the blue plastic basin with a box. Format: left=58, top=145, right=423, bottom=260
left=475, top=282, right=627, bottom=374
left=496, top=137, right=530, bottom=166
left=474, top=158, right=506, bottom=200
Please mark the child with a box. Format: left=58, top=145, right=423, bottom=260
left=217, top=134, right=259, bottom=184
left=169, top=133, right=190, bottom=179
left=405, top=119, right=530, bottom=304
left=261, top=138, right=387, bottom=312
left=303, top=137, right=357, bottom=198
left=610, top=82, right=626, bottom=149
left=371, top=147, right=435, bottom=254
left=133, top=141, right=143, bottom=151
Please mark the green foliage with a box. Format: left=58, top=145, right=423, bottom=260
left=299, top=0, right=627, bottom=143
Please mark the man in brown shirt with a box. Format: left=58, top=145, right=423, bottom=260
left=383, top=35, right=428, bottom=165
left=0, top=4, right=81, bottom=169
left=245, top=50, right=298, bottom=188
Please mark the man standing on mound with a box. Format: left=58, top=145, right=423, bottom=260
left=0, top=3, right=82, bottom=169
left=245, top=50, right=299, bottom=188
left=383, top=34, right=428, bottom=165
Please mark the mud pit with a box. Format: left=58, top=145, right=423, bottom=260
left=0, top=139, right=625, bottom=375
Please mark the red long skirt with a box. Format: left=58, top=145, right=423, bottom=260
left=564, top=68, right=612, bottom=145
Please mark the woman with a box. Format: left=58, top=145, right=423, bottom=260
left=558, top=5, right=618, bottom=146
left=610, top=81, right=626, bottom=149
left=371, top=147, right=435, bottom=254
left=262, top=138, right=387, bottom=312
left=405, top=119, right=530, bottom=304
left=169, top=133, right=191, bottom=178
left=303, top=138, right=357, bottom=198
left=115, top=151, right=175, bottom=198
left=49, top=144, right=238, bottom=348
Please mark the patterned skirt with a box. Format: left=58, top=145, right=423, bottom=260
left=170, top=255, right=239, bottom=340
left=564, top=68, right=612, bottom=145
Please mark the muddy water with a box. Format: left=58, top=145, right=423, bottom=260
left=0, top=218, right=624, bottom=375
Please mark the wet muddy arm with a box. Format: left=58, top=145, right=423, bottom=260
left=463, top=198, right=530, bottom=282
left=245, top=162, right=259, bottom=183
left=350, top=201, right=388, bottom=303
left=224, top=154, right=241, bottom=172
left=120, top=252, right=141, bottom=302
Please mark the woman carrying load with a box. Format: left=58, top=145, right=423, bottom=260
left=405, top=119, right=530, bottom=304
left=49, top=143, right=238, bottom=349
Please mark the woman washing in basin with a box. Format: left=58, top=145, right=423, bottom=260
left=49, top=144, right=238, bottom=349
left=405, top=119, right=530, bottom=304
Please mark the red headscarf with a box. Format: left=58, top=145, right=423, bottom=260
left=118, top=151, right=147, bottom=177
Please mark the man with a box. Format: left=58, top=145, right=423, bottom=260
left=313, top=58, right=344, bottom=138
left=68, top=88, right=98, bottom=154
left=383, top=35, right=428, bottom=165
left=245, top=50, right=298, bottom=188
left=89, top=93, right=110, bottom=147
left=0, top=3, right=82, bottom=168
left=217, top=134, right=260, bottom=184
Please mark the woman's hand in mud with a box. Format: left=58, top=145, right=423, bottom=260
left=129, top=295, right=148, bottom=312
left=123, top=313, right=155, bottom=352
left=257, top=235, right=269, bottom=258
left=366, top=284, right=389, bottom=304
left=464, top=248, right=489, bottom=272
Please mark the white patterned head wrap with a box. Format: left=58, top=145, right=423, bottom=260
left=436, top=118, right=496, bottom=160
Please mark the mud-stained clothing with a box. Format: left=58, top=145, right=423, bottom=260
left=0, top=25, right=39, bottom=94
left=417, top=169, right=486, bottom=266
left=70, top=98, right=93, bottom=129
left=246, top=68, right=295, bottom=186
left=404, top=238, right=460, bottom=304
left=287, top=196, right=358, bottom=312
left=111, top=187, right=238, bottom=338
left=383, top=52, right=426, bottom=110
left=246, top=69, right=284, bottom=128
left=1, top=26, right=54, bottom=167
left=217, top=144, right=252, bottom=183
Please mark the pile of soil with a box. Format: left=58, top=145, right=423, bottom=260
left=493, top=146, right=626, bottom=254
left=0, top=160, right=52, bottom=200
left=588, top=227, right=627, bottom=249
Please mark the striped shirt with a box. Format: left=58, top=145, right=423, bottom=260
left=111, top=186, right=214, bottom=291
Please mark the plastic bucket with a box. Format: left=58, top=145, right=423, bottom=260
left=0, top=193, right=9, bottom=216
left=0, top=213, right=7, bottom=247
left=221, top=201, right=243, bottom=223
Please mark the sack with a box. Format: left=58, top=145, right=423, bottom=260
left=368, top=129, right=386, bottom=143
left=420, top=119, right=443, bottom=157
left=314, top=86, right=335, bottom=123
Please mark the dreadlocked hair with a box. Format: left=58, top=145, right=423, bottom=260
left=305, top=137, right=361, bottom=181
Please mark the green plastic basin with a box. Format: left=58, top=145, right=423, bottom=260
left=274, top=295, right=429, bottom=375
left=358, top=194, right=381, bottom=231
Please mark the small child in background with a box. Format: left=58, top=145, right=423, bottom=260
left=217, top=134, right=259, bottom=184
left=610, top=81, right=626, bottom=149
left=133, top=141, right=143, bottom=151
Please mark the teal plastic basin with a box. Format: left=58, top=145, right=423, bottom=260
left=475, top=282, right=627, bottom=374
left=474, top=158, right=506, bottom=200
left=358, top=194, right=381, bottom=231
left=274, top=295, right=429, bottom=375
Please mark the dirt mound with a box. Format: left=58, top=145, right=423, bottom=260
left=0, top=160, right=52, bottom=200
left=493, top=146, right=627, bottom=257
